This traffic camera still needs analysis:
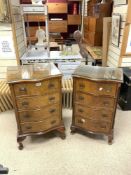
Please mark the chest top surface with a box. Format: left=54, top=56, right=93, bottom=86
left=73, top=65, right=123, bottom=82
left=7, top=63, right=61, bottom=83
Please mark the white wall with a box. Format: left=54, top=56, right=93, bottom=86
left=107, top=4, right=128, bottom=67
left=0, top=24, right=17, bottom=80
left=11, top=0, right=20, bottom=6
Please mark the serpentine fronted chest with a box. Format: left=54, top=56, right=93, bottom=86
left=71, top=65, right=123, bottom=144
left=7, top=63, right=65, bottom=149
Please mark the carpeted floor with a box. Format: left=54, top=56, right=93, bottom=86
left=0, top=108, right=131, bottom=175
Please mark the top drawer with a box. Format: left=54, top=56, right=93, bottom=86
left=49, top=20, right=67, bottom=33
left=47, top=3, right=67, bottom=13
left=24, top=15, right=45, bottom=22
left=68, top=15, right=81, bottom=25
left=14, top=78, right=60, bottom=97
left=75, top=78, right=117, bottom=97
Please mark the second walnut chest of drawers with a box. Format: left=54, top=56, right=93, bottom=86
left=71, top=65, right=123, bottom=144
left=7, top=63, right=65, bottom=150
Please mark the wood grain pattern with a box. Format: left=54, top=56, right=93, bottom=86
left=68, top=15, right=81, bottom=25
left=14, top=78, right=60, bottom=97
left=71, top=73, right=121, bottom=144
left=75, top=104, right=114, bottom=122
left=75, top=78, right=117, bottom=97
left=47, top=3, right=67, bottom=13
left=21, top=117, right=61, bottom=133
left=19, top=104, right=60, bottom=122
left=75, top=92, right=115, bottom=108
left=7, top=64, right=65, bottom=149
left=49, top=20, right=67, bottom=33
left=24, top=14, right=45, bottom=22
left=16, top=93, right=60, bottom=110
left=127, top=0, right=131, bottom=23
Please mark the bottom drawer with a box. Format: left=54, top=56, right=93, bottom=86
left=75, top=104, right=114, bottom=122
left=21, top=117, right=60, bottom=133
left=75, top=117, right=111, bottom=134
left=49, top=21, right=67, bottom=32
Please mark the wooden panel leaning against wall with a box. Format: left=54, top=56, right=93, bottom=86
left=102, top=17, right=112, bottom=66
left=106, top=1, right=128, bottom=67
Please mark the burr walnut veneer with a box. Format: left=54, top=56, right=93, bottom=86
left=7, top=63, right=65, bottom=149
left=71, top=65, right=123, bottom=144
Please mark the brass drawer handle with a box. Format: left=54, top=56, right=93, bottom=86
left=78, top=118, right=85, bottom=124
left=24, top=115, right=30, bottom=118
left=100, top=125, right=106, bottom=129
left=78, top=109, right=84, bottom=113
left=48, top=83, right=55, bottom=88
left=79, top=84, right=85, bottom=89
left=26, top=126, right=32, bottom=130
left=19, top=87, right=26, bottom=92
left=35, top=82, right=41, bottom=87
left=103, top=101, right=109, bottom=106
left=102, top=114, right=107, bottom=118
left=49, top=97, right=55, bottom=101
left=79, top=96, right=84, bottom=100
left=106, top=89, right=111, bottom=93
left=51, top=120, right=56, bottom=125
left=22, top=101, right=29, bottom=107
left=49, top=109, right=56, bottom=113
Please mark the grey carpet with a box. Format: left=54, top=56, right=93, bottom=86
left=0, top=108, right=131, bottom=175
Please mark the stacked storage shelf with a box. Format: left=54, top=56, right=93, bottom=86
left=20, top=0, right=83, bottom=41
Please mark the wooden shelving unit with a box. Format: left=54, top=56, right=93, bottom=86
left=20, top=0, right=83, bottom=43
left=84, top=0, right=113, bottom=46
left=24, top=14, right=45, bottom=44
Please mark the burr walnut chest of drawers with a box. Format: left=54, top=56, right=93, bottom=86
left=7, top=63, right=65, bottom=149
left=71, top=65, right=123, bottom=144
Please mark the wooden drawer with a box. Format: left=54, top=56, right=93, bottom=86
left=16, top=93, right=60, bottom=110
left=49, top=21, right=67, bottom=33
left=75, top=117, right=111, bottom=133
left=21, top=117, right=60, bottom=133
left=18, top=104, right=60, bottom=122
left=75, top=78, right=117, bottom=97
left=24, top=15, right=45, bottom=22
left=68, top=15, right=81, bottom=25
left=75, top=92, right=115, bottom=109
left=14, top=78, right=60, bottom=97
left=47, top=3, right=67, bottom=13
left=75, top=104, right=114, bottom=122
left=25, top=26, right=45, bottom=37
